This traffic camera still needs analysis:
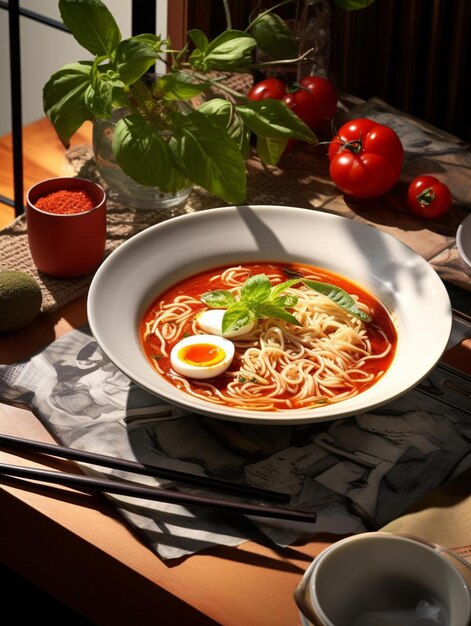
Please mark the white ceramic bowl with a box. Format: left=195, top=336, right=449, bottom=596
left=457, top=213, right=471, bottom=271
left=87, top=205, right=452, bottom=425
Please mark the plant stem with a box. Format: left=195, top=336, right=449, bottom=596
left=252, top=47, right=315, bottom=68
left=185, top=69, right=250, bottom=101
left=222, top=0, right=232, bottom=30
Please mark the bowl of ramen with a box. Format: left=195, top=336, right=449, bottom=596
left=87, top=205, right=452, bottom=425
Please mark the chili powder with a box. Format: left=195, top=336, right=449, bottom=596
left=35, top=189, right=95, bottom=214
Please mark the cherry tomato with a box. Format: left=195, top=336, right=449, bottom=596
left=248, top=75, right=337, bottom=134
left=298, top=76, right=337, bottom=131
left=407, top=175, right=452, bottom=218
left=247, top=78, right=287, bottom=101
left=282, top=89, right=321, bottom=130
left=328, top=118, right=404, bottom=198
left=283, top=77, right=337, bottom=133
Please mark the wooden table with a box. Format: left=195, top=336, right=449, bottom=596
left=0, top=118, right=470, bottom=625
left=0, top=118, right=92, bottom=229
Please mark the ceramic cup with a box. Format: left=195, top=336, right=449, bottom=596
left=26, top=177, right=107, bottom=278
left=294, top=533, right=471, bottom=626
left=456, top=213, right=471, bottom=271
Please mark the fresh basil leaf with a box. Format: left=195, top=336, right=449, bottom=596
left=274, top=294, right=299, bottom=308
left=111, top=83, right=128, bottom=109
left=222, top=303, right=256, bottom=334
left=169, top=111, right=246, bottom=204
left=84, top=63, right=121, bottom=118
left=59, top=0, right=121, bottom=56
left=237, top=100, right=316, bottom=143
left=133, top=33, right=165, bottom=53
left=112, top=38, right=158, bottom=85
left=43, top=62, right=94, bottom=147
left=252, top=302, right=301, bottom=326
left=201, top=290, right=235, bottom=308
left=236, top=125, right=252, bottom=160
left=269, top=278, right=301, bottom=299
left=240, top=274, right=272, bottom=303
left=112, top=114, right=174, bottom=189
left=201, top=274, right=303, bottom=329
left=301, top=279, right=372, bottom=322
left=197, top=98, right=232, bottom=125
left=84, top=80, right=113, bottom=119
left=198, top=100, right=251, bottom=157
left=256, top=136, right=288, bottom=166
left=158, top=72, right=209, bottom=100
left=190, top=30, right=256, bottom=71
left=188, top=29, right=209, bottom=52
left=251, top=12, right=298, bottom=60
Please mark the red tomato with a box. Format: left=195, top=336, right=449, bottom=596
left=407, top=175, right=452, bottom=218
left=282, top=89, right=321, bottom=130
left=247, top=78, right=287, bottom=101
left=328, top=118, right=404, bottom=198
left=248, top=75, right=337, bottom=133
left=298, top=76, right=337, bottom=130
left=283, top=76, right=337, bottom=133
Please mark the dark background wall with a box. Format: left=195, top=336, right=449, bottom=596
left=185, top=0, right=471, bottom=144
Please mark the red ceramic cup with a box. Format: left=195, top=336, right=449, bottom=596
left=26, top=177, right=107, bottom=278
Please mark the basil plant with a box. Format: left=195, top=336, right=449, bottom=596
left=43, top=0, right=319, bottom=204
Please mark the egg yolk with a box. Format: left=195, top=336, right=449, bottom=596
left=177, top=343, right=226, bottom=367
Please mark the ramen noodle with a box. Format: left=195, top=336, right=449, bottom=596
left=140, top=263, right=397, bottom=412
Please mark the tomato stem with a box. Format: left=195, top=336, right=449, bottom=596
left=337, top=137, right=363, bottom=154
left=417, top=186, right=436, bottom=206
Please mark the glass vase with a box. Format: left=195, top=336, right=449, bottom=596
left=92, top=109, right=192, bottom=211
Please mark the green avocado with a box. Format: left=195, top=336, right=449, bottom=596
left=0, top=270, right=42, bottom=333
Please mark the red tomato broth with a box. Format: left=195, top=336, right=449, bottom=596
left=140, top=263, right=397, bottom=410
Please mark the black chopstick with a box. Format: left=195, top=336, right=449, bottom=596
left=0, top=462, right=316, bottom=523
left=0, top=433, right=290, bottom=503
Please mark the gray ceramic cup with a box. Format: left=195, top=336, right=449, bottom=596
left=294, top=533, right=471, bottom=626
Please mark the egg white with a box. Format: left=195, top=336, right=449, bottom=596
left=197, top=309, right=255, bottom=338
left=170, top=334, right=235, bottom=380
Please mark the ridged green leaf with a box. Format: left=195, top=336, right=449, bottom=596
left=59, top=0, right=121, bottom=56
left=43, top=62, right=94, bottom=147
left=169, top=111, right=246, bottom=204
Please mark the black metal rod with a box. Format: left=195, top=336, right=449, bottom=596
left=0, top=194, right=15, bottom=209
left=0, top=433, right=290, bottom=503
left=0, top=2, right=68, bottom=31
left=132, top=0, right=156, bottom=36
left=0, top=462, right=316, bottom=523
left=7, top=0, right=24, bottom=217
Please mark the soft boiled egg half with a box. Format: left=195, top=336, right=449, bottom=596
left=170, top=334, right=235, bottom=380
left=196, top=309, right=255, bottom=338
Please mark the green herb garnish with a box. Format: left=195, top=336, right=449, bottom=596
left=200, top=273, right=372, bottom=335
left=238, top=375, right=259, bottom=383
left=301, top=279, right=372, bottom=322
left=201, top=273, right=301, bottom=335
